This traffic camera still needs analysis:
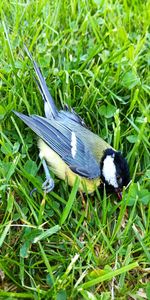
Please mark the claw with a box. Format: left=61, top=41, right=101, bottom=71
left=39, top=156, right=55, bottom=193
left=30, top=187, right=37, bottom=196
left=42, top=178, right=54, bottom=193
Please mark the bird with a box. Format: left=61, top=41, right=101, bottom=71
left=13, top=46, right=130, bottom=198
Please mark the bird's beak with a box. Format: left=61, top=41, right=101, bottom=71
left=115, top=188, right=122, bottom=200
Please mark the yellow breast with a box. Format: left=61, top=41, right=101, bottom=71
left=38, top=139, right=101, bottom=193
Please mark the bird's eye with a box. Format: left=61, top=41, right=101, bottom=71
left=117, top=176, right=122, bottom=185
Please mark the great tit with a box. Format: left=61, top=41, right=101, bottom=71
left=13, top=47, right=130, bottom=198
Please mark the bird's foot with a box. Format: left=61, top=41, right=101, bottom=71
left=42, top=177, right=54, bottom=193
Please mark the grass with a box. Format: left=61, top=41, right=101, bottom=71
left=0, top=0, right=150, bottom=299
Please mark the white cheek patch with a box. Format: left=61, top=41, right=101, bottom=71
left=102, top=155, right=118, bottom=188
left=71, top=132, right=77, bottom=158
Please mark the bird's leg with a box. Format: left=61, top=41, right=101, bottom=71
left=40, top=155, right=54, bottom=193
left=30, top=157, right=54, bottom=196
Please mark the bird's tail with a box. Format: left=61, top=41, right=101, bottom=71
left=24, top=45, right=58, bottom=119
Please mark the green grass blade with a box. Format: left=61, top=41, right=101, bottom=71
left=0, top=221, right=11, bottom=248
left=33, top=225, right=61, bottom=243
left=60, top=177, right=80, bottom=225
left=78, top=262, right=138, bottom=290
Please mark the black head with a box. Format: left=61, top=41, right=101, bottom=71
left=100, top=148, right=130, bottom=198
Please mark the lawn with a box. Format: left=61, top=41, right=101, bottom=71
left=0, top=0, right=150, bottom=299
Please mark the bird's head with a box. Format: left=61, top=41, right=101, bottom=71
left=101, top=148, right=130, bottom=199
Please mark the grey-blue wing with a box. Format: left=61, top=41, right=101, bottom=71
left=14, top=111, right=100, bottom=179
left=58, top=110, right=86, bottom=127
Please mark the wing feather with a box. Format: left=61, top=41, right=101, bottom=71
left=14, top=111, right=100, bottom=179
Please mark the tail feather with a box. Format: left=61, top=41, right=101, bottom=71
left=24, top=45, right=58, bottom=119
